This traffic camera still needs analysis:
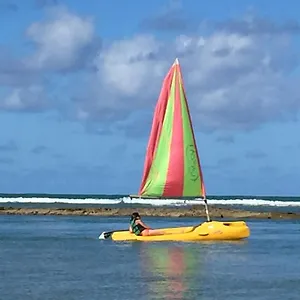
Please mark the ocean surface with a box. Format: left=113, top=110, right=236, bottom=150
left=1, top=193, right=300, bottom=213
left=1, top=214, right=299, bottom=300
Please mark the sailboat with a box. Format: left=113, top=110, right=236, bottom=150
left=99, top=58, right=250, bottom=242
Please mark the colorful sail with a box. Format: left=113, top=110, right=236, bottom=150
left=138, top=58, right=206, bottom=198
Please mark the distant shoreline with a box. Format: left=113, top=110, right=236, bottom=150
left=1, top=205, right=299, bottom=220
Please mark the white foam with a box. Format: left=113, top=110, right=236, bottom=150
left=0, top=197, right=122, bottom=204
left=0, top=196, right=299, bottom=207
left=124, top=197, right=300, bottom=207
left=207, top=199, right=300, bottom=207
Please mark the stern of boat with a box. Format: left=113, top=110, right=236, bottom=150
left=195, top=220, right=250, bottom=240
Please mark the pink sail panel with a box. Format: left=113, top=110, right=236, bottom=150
left=162, top=62, right=184, bottom=197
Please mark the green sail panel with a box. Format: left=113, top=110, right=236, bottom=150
left=179, top=77, right=205, bottom=197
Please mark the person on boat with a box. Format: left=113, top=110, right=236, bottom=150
left=129, top=212, right=164, bottom=236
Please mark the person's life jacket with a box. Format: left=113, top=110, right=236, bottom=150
left=130, top=219, right=145, bottom=236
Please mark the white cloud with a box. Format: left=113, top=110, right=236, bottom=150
left=1, top=9, right=299, bottom=130
left=25, top=6, right=95, bottom=72
left=0, top=7, right=98, bottom=113
left=75, top=19, right=300, bottom=131
left=176, top=31, right=298, bottom=129
left=0, top=85, right=48, bottom=111
left=96, top=35, right=166, bottom=97
left=74, top=35, right=168, bottom=121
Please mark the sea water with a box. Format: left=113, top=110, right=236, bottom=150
left=1, top=214, right=299, bottom=300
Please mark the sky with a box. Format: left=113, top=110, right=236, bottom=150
left=1, top=0, right=300, bottom=196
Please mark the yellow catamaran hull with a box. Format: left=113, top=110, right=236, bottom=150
left=110, top=220, right=250, bottom=242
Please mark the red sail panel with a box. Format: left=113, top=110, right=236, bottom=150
left=138, top=65, right=174, bottom=195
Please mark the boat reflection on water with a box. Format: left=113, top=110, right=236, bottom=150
left=139, top=244, right=202, bottom=300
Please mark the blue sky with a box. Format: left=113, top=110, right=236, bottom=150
left=1, top=0, right=300, bottom=196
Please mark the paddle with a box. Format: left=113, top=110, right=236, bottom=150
left=98, top=229, right=128, bottom=240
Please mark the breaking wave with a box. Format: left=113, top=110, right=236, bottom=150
left=0, top=196, right=299, bottom=207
